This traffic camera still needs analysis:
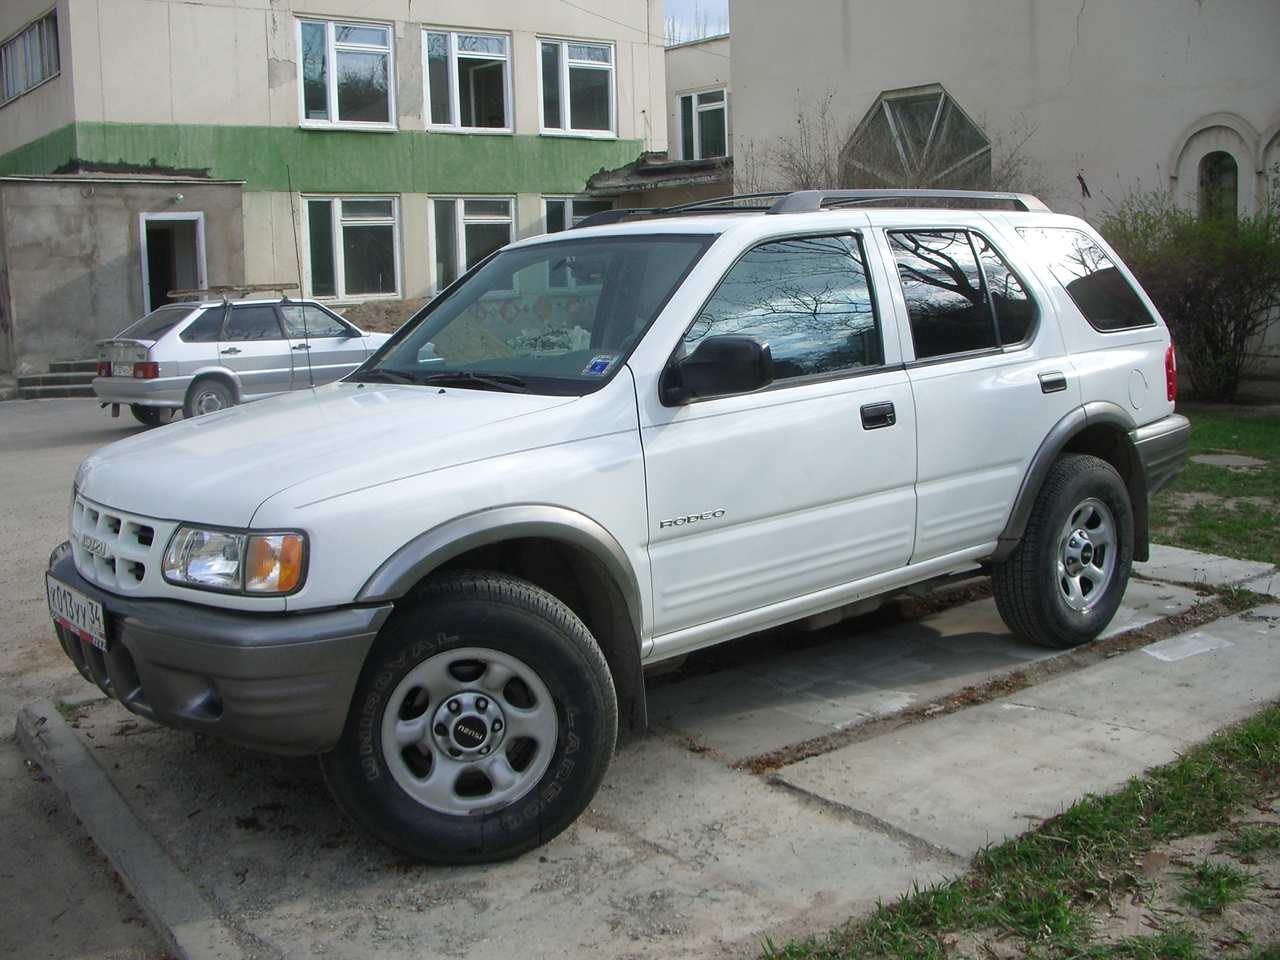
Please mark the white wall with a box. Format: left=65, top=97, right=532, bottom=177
left=0, top=0, right=75, bottom=158
left=731, top=0, right=1280, bottom=217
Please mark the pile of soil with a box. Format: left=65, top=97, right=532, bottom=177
left=339, top=298, right=431, bottom=334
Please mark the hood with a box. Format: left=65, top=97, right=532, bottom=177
left=76, top=382, right=577, bottom=526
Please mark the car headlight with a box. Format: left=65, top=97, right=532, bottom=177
left=162, top=526, right=307, bottom=595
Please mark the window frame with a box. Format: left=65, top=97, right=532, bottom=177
left=429, top=196, right=516, bottom=293
left=885, top=226, right=1041, bottom=367
left=663, top=230, right=889, bottom=405
left=280, top=301, right=359, bottom=339
left=678, top=87, right=729, bottom=161
left=223, top=303, right=289, bottom=343
left=536, top=37, right=617, bottom=139
left=296, top=17, right=397, bottom=132
left=423, top=28, right=513, bottom=134
left=303, top=195, right=402, bottom=302
left=1, top=11, right=59, bottom=107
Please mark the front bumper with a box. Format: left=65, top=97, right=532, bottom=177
left=92, top=376, right=187, bottom=408
left=48, top=549, right=392, bottom=755
left=1132, top=413, right=1191, bottom=496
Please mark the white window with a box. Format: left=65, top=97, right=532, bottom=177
left=424, top=30, right=511, bottom=131
left=678, top=89, right=728, bottom=160
left=538, top=38, right=615, bottom=137
left=1, top=12, right=59, bottom=105
left=431, top=197, right=515, bottom=290
left=298, top=19, right=395, bottom=128
left=305, top=197, right=400, bottom=299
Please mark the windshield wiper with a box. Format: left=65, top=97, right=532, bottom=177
left=418, top=371, right=531, bottom=394
left=349, top=368, right=421, bottom=385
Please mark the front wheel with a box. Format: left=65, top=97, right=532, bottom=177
left=992, top=454, right=1134, bottom=649
left=321, top=572, right=618, bottom=863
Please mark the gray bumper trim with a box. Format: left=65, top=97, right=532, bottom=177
left=48, top=551, right=392, bottom=755
left=1131, top=413, right=1191, bottom=497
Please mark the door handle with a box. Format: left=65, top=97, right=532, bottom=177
left=860, top=401, right=896, bottom=430
left=292, top=343, right=311, bottom=351
left=220, top=347, right=241, bottom=355
left=1039, top=371, right=1068, bottom=394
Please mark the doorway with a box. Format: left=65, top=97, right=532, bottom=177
left=139, top=212, right=207, bottom=313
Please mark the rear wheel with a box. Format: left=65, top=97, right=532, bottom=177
left=321, top=571, right=618, bottom=863
left=992, top=454, right=1134, bottom=649
left=129, top=404, right=166, bottom=427
left=183, top=378, right=234, bottom=418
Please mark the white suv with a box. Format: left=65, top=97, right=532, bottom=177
left=47, top=189, right=1189, bottom=864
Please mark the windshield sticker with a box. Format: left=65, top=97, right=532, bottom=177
left=582, top=354, right=618, bottom=377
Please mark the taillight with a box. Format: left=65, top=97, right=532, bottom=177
left=96, top=361, right=110, bottom=377
left=133, top=362, right=160, bottom=380
left=1165, top=343, right=1177, bottom=403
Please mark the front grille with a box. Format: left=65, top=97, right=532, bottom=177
left=70, top=495, right=176, bottom=595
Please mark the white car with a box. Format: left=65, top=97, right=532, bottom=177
left=48, top=189, right=1188, bottom=863
left=91, top=296, right=390, bottom=424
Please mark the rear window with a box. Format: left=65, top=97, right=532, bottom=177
left=116, top=305, right=198, bottom=341
left=1017, top=227, right=1156, bottom=332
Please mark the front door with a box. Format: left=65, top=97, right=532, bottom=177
left=639, top=232, right=918, bottom=644
left=280, top=303, right=368, bottom=387
left=218, top=303, right=294, bottom=399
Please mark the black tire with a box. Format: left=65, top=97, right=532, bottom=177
left=992, top=454, right=1134, bottom=649
left=321, top=571, right=618, bottom=864
left=129, top=404, right=165, bottom=427
left=183, top=378, right=235, bottom=418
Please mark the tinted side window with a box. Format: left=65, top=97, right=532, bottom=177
left=890, top=231, right=997, bottom=359
left=972, top=233, right=1036, bottom=345
left=685, top=235, right=883, bottom=381
left=281, top=305, right=348, bottom=339
left=224, top=306, right=284, bottom=341
left=1017, top=227, right=1155, bottom=332
left=180, top=306, right=224, bottom=343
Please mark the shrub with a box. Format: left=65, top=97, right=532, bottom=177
left=1100, top=190, right=1280, bottom=402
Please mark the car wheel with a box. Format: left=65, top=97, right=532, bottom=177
left=183, top=379, right=235, bottom=418
left=129, top=404, right=166, bottom=427
left=992, top=454, right=1134, bottom=649
left=320, top=571, right=618, bottom=864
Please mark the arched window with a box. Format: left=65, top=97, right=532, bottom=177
left=841, top=85, right=991, bottom=189
left=1198, top=151, right=1238, bottom=220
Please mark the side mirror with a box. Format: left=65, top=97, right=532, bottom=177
left=660, top=335, right=774, bottom=405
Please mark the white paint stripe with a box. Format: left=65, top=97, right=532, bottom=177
left=1143, top=632, right=1235, bottom=662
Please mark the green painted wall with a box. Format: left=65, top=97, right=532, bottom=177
left=0, top=122, right=642, bottom=194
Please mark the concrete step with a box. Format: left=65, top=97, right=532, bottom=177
left=49, top=359, right=98, bottom=374
left=15, top=384, right=96, bottom=400
left=16, top=372, right=96, bottom=388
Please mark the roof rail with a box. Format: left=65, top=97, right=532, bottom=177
left=571, top=193, right=781, bottom=230
left=168, top=282, right=301, bottom=302
left=767, top=189, right=1049, bottom=214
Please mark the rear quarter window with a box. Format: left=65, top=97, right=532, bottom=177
left=1017, top=227, right=1156, bottom=332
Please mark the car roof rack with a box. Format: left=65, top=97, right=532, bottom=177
left=571, top=189, right=1048, bottom=230
left=167, top=282, right=302, bottom=302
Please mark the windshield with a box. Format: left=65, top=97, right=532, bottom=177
left=116, top=304, right=200, bottom=341
left=358, top=234, right=713, bottom=394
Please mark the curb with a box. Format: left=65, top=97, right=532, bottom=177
left=16, top=701, right=246, bottom=960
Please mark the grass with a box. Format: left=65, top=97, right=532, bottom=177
left=1150, top=404, right=1280, bottom=564
left=762, top=703, right=1280, bottom=960
left=1176, top=859, right=1255, bottom=915
left=1222, top=825, right=1280, bottom=858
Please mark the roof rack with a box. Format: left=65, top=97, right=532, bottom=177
left=570, top=188, right=1048, bottom=229
left=167, top=282, right=301, bottom=302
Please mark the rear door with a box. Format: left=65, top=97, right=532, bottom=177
left=218, top=303, right=294, bottom=399
left=870, top=219, right=1081, bottom=562
left=280, top=303, right=369, bottom=387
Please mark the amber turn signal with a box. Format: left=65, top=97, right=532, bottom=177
left=245, top=533, right=306, bottom=594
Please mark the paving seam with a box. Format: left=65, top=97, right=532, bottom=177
left=15, top=700, right=251, bottom=960
left=1002, top=700, right=1180, bottom=740
left=764, top=773, right=970, bottom=867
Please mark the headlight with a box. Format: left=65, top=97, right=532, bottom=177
left=163, top=526, right=307, bottom=595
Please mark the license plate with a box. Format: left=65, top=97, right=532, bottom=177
left=111, top=361, right=132, bottom=377
left=46, top=574, right=108, bottom=651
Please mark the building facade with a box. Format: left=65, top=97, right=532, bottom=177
left=0, top=0, right=667, bottom=370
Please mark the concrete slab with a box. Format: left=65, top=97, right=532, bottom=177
left=1135, top=543, right=1273, bottom=588
left=1190, top=453, right=1266, bottom=469
left=777, top=608, right=1280, bottom=857
left=1241, top=570, right=1280, bottom=600
left=649, top=578, right=1203, bottom=762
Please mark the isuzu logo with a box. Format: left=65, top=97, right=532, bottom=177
left=80, top=533, right=110, bottom=558
left=453, top=719, right=487, bottom=748
left=659, top=508, right=726, bottom=529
